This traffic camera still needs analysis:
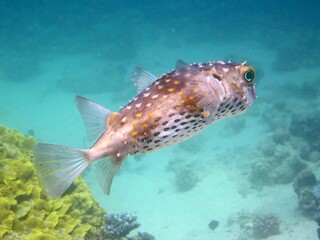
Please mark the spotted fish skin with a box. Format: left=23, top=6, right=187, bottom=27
left=91, top=60, right=256, bottom=158
left=33, top=60, right=256, bottom=198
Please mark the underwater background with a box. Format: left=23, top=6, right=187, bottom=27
left=1, top=0, right=320, bottom=239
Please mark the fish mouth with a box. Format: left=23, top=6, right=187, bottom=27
left=251, top=85, right=257, bottom=99
left=245, top=85, right=257, bottom=107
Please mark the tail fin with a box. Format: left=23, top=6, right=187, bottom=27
left=33, top=143, right=89, bottom=198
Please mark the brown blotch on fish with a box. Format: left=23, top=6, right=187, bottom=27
left=108, top=112, right=120, bottom=126
left=131, top=130, right=139, bottom=137
left=195, top=103, right=202, bottom=109
left=142, top=122, right=149, bottom=128
left=135, top=113, right=143, bottom=118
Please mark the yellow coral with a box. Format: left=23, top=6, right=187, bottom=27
left=0, top=197, right=15, bottom=210
left=0, top=125, right=105, bottom=239
left=15, top=201, right=32, bottom=218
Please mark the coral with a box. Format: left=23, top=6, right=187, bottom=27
left=228, top=210, right=253, bottom=229
left=228, top=211, right=281, bottom=239
left=165, top=157, right=200, bottom=193
left=259, top=138, right=276, bottom=157
left=252, top=214, right=281, bottom=239
left=100, top=212, right=140, bottom=239
left=174, top=168, right=198, bottom=192
left=293, top=170, right=318, bottom=215
left=313, top=185, right=320, bottom=239
left=250, top=161, right=272, bottom=186
left=293, top=170, right=317, bottom=193
left=289, top=111, right=320, bottom=151
left=99, top=212, right=156, bottom=240
left=250, top=132, right=307, bottom=187
left=272, top=128, right=290, bottom=145
left=0, top=125, right=105, bottom=239
left=250, top=152, right=306, bottom=186
left=309, top=151, right=320, bottom=162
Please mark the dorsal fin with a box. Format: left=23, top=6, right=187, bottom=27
left=131, top=66, right=157, bottom=93
left=175, top=59, right=201, bottom=75
left=75, top=95, right=112, bottom=142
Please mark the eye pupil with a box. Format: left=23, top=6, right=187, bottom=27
left=244, top=70, right=255, bottom=82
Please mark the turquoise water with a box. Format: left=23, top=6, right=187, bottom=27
left=1, top=1, right=320, bottom=239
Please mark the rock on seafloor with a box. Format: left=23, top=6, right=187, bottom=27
left=208, top=219, right=219, bottom=230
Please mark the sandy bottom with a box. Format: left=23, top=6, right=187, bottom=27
left=86, top=147, right=317, bottom=240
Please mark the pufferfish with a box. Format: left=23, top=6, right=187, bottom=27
left=34, top=60, right=256, bottom=198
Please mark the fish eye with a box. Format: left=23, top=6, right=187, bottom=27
left=244, top=70, right=255, bottom=83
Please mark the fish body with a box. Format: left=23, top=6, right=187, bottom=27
left=34, top=60, right=256, bottom=198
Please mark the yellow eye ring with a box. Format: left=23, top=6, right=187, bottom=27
left=244, top=70, right=255, bottom=83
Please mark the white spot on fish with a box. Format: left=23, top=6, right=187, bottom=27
left=143, top=92, right=150, bottom=97
left=151, top=94, right=159, bottom=99
left=126, top=105, right=132, bottom=110
left=135, top=103, right=142, bottom=108
left=222, top=68, right=229, bottom=73
left=121, top=117, right=127, bottom=123
left=146, top=103, right=152, bottom=107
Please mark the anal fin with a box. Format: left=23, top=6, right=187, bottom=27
left=96, top=155, right=124, bottom=195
